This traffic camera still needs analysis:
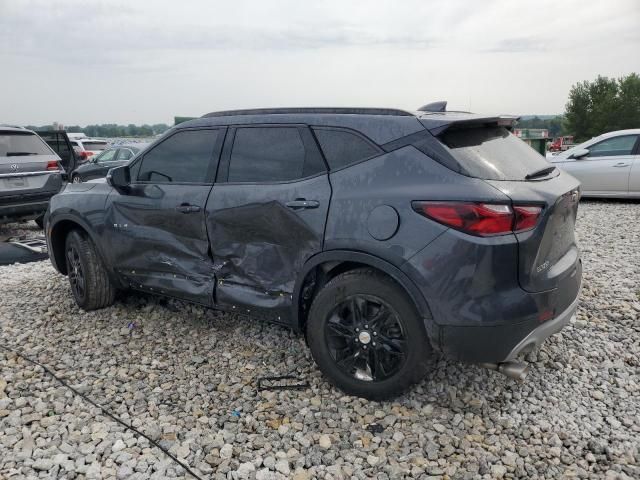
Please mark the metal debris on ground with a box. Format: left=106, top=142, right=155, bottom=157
left=257, top=375, right=309, bottom=391
left=366, top=423, right=385, bottom=434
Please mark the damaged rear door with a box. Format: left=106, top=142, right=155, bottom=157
left=207, top=125, right=330, bottom=322
left=105, top=128, right=225, bottom=305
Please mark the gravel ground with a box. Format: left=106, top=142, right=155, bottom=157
left=0, top=200, right=638, bottom=479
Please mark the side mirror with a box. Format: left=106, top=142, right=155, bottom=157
left=570, top=148, right=590, bottom=159
left=107, top=165, right=130, bottom=190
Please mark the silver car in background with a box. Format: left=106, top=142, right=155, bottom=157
left=550, top=129, right=640, bottom=198
left=0, top=126, right=63, bottom=226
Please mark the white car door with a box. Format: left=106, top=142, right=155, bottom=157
left=558, top=134, right=638, bottom=196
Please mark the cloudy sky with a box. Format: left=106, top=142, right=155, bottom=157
left=1, top=0, right=638, bottom=126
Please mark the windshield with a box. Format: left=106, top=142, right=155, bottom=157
left=0, top=132, right=52, bottom=157
left=440, top=127, right=553, bottom=181
left=81, top=141, right=108, bottom=151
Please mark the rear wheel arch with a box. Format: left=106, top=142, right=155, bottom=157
left=294, top=251, right=433, bottom=332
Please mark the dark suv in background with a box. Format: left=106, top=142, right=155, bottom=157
left=45, top=105, right=582, bottom=399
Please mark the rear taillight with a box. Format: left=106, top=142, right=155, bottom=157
left=80, top=151, right=93, bottom=159
left=513, top=205, right=542, bottom=232
left=412, top=201, right=542, bottom=237
left=46, top=160, right=60, bottom=171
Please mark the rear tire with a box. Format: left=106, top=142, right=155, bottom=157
left=306, top=269, right=431, bottom=400
left=65, top=230, right=115, bottom=310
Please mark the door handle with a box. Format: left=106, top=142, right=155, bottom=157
left=613, top=163, right=630, bottom=167
left=175, top=203, right=201, bottom=213
left=285, top=199, right=319, bottom=210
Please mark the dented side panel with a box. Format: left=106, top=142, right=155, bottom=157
left=206, top=175, right=331, bottom=321
left=104, top=184, right=216, bottom=305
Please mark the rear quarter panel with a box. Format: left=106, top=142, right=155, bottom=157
left=324, top=146, right=511, bottom=266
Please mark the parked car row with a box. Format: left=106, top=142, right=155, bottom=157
left=1, top=119, right=637, bottom=234
left=0, top=127, right=148, bottom=226
left=70, top=143, right=149, bottom=183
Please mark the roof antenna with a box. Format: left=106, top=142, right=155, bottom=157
left=418, top=101, right=447, bottom=113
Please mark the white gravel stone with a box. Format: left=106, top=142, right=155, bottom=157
left=1, top=203, right=639, bottom=479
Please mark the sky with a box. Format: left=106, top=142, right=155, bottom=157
left=1, top=0, right=639, bottom=126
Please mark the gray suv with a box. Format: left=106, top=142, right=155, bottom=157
left=1, top=126, right=63, bottom=226
left=45, top=105, right=582, bottom=399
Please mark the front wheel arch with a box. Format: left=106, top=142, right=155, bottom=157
left=49, top=218, right=108, bottom=277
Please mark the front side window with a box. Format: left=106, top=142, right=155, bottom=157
left=137, top=129, right=219, bottom=183
left=313, top=128, right=381, bottom=169
left=228, top=127, right=307, bottom=182
left=587, top=135, right=638, bottom=157
left=96, top=149, right=117, bottom=163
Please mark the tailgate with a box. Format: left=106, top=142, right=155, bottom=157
left=486, top=170, right=581, bottom=292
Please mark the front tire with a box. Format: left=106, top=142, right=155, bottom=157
left=307, top=269, right=431, bottom=400
left=65, top=230, right=115, bottom=310
left=72, top=175, right=82, bottom=183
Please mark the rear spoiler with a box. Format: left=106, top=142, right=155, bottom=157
left=419, top=114, right=520, bottom=136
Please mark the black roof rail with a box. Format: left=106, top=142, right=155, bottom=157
left=202, top=107, right=414, bottom=118
left=417, top=101, right=447, bottom=113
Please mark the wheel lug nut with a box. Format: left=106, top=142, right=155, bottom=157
left=373, top=332, right=377, bottom=336
left=372, top=342, right=376, bottom=346
left=355, top=328, right=359, bottom=332
left=364, top=325, right=369, bottom=329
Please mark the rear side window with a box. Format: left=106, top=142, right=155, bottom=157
left=137, top=129, right=219, bottom=183
left=587, top=135, right=638, bottom=157
left=313, top=128, right=381, bottom=169
left=0, top=132, right=52, bottom=157
left=228, top=127, right=322, bottom=183
left=439, top=127, right=552, bottom=181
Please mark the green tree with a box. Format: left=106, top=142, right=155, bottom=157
left=565, top=73, right=640, bottom=141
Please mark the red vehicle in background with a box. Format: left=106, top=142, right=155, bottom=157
left=549, top=136, right=575, bottom=152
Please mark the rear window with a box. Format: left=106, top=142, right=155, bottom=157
left=0, top=132, right=52, bottom=157
left=81, top=141, right=107, bottom=151
left=439, top=127, right=552, bottom=181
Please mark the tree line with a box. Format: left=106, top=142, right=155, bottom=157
left=517, top=73, right=640, bottom=141
left=24, top=74, right=639, bottom=143
left=25, top=123, right=171, bottom=138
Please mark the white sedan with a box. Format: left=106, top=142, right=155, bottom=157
left=549, top=129, right=640, bottom=198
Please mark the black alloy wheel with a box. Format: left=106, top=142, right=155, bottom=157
left=324, top=295, right=407, bottom=382
left=66, top=243, right=86, bottom=301
left=307, top=268, right=431, bottom=400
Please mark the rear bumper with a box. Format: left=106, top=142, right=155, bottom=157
left=504, top=292, right=578, bottom=360
left=0, top=198, right=52, bottom=221
left=431, top=284, right=580, bottom=363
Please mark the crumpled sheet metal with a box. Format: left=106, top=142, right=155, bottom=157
left=107, top=200, right=216, bottom=305
left=209, top=201, right=320, bottom=313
